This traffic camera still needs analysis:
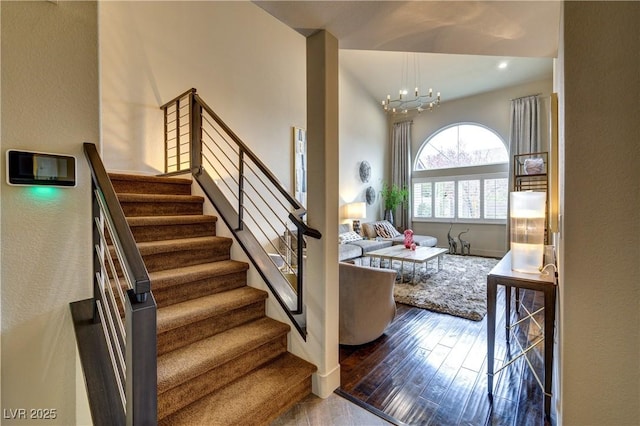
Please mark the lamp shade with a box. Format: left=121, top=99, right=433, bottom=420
left=345, top=202, right=366, bottom=219
left=510, top=191, right=546, bottom=273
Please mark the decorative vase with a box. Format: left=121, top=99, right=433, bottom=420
left=384, top=209, right=394, bottom=225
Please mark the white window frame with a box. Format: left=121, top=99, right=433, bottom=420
left=413, top=172, right=508, bottom=224
left=412, top=122, right=509, bottom=224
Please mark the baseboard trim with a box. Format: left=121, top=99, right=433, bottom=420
left=311, top=364, right=341, bottom=398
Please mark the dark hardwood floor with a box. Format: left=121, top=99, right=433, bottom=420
left=339, top=287, right=550, bottom=426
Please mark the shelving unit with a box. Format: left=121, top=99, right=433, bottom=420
left=513, top=151, right=550, bottom=243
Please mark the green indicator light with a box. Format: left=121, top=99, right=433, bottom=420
left=29, top=186, right=59, bottom=199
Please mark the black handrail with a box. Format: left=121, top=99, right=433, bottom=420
left=84, top=142, right=157, bottom=425
left=84, top=142, right=150, bottom=298
left=161, top=89, right=322, bottom=337
left=193, top=94, right=319, bottom=238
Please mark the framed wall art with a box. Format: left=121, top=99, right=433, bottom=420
left=293, top=126, right=307, bottom=207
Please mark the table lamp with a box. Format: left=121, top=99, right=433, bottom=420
left=345, top=202, right=366, bottom=235
left=510, top=191, right=546, bottom=273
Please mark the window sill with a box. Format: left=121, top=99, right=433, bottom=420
left=412, top=218, right=507, bottom=226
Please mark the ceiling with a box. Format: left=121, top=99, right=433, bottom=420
left=254, top=1, right=560, bottom=104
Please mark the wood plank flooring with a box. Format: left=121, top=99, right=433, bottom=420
left=339, top=287, right=550, bottom=426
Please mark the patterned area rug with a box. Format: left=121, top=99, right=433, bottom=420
left=391, top=254, right=499, bottom=321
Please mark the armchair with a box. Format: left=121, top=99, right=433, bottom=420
left=339, top=262, right=397, bottom=345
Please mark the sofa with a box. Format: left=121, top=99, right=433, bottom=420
left=338, top=223, right=392, bottom=261
left=362, top=220, right=438, bottom=248
left=339, top=262, right=397, bottom=345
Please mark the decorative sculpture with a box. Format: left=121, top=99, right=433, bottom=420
left=403, top=229, right=414, bottom=249
left=359, top=161, right=371, bottom=183
left=447, top=224, right=457, bottom=255
left=458, top=229, right=471, bottom=256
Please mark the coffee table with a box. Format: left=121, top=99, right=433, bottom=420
left=366, top=245, right=448, bottom=284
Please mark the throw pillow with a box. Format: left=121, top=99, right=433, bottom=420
left=339, top=231, right=363, bottom=244
left=374, top=221, right=401, bottom=238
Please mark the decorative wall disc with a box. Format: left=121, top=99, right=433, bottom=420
left=365, top=186, right=376, bottom=205
left=359, top=161, right=371, bottom=183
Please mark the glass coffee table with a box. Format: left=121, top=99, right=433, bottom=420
left=366, top=245, right=448, bottom=284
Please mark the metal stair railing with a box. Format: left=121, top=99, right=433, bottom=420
left=160, top=89, right=321, bottom=339
left=84, top=142, right=157, bottom=426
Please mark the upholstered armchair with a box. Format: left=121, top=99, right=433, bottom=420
left=339, top=262, right=397, bottom=345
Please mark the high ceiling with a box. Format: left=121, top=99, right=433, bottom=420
left=254, top=1, right=560, bottom=103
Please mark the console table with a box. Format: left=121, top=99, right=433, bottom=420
left=486, top=251, right=557, bottom=420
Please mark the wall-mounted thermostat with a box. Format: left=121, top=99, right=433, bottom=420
left=6, top=149, right=76, bottom=187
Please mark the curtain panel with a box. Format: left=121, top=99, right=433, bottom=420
left=391, top=121, right=412, bottom=231
left=508, top=95, right=541, bottom=191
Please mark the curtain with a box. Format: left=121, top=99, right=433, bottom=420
left=391, top=121, right=412, bottom=230
left=507, top=95, right=541, bottom=246
left=508, top=95, right=541, bottom=191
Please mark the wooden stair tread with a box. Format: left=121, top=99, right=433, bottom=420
left=149, top=260, right=249, bottom=289
left=135, top=236, right=232, bottom=255
left=159, top=353, right=316, bottom=426
left=157, top=287, right=267, bottom=334
left=157, top=317, right=290, bottom=393
left=108, top=173, right=192, bottom=185
left=101, top=171, right=316, bottom=424
left=117, top=193, right=203, bottom=203
left=127, top=215, right=217, bottom=227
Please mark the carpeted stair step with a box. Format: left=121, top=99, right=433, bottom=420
left=109, top=173, right=192, bottom=195
left=127, top=215, right=217, bottom=242
left=157, top=317, right=290, bottom=420
left=156, top=286, right=268, bottom=355
left=117, top=193, right=204, bottom=216
left=134, top=236, right=232, bottom=272
left=150, top=260, right=249, bottom=307
left=159, top=352, right=317, bottom=426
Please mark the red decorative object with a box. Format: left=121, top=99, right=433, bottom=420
left=403, top=229, right=414, bottom=249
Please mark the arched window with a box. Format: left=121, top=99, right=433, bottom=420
left=413, top=123, right=509, bottom=222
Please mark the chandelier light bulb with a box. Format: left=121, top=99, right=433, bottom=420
left=380, top=53, right=441, bottom=115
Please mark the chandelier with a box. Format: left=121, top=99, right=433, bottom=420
left=381, top=53, right=441, bottom=114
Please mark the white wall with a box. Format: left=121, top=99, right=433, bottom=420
left=394, top=79, right=553, bottom=257
left=339, top=58, right=389, bottom=224
left=1, top=2, right=98, bottom=424
left=560, top=2, right=640, bottom=425
left=100, top=1, right=306, bottom=189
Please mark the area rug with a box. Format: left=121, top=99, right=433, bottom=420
left=391, top=254, right=499, bottom=321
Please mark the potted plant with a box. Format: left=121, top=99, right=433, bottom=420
left=380, top=183, right=408, bottom=225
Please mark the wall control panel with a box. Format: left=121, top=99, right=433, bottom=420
left=6, top=149, right=76, bottom=187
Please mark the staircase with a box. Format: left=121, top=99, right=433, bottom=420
left=109, top=172, right=316, bottom=425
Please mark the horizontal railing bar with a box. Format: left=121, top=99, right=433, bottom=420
left=96, top=299, right=126, bottom=411
left=202, top=115, right=240, bottom=155
left=194, top=94, right=307, bottom=214
left=243, top=160, right=292, bottom=215
left=202, top=133, right=240, bottom=174
left=84, top=142, right=151, bottom=296
left=241, top=183, right=288, bottom=238
left=95, top=189, right=138, bottom=300
left=241, top=196, right=287, bottom=247
left=97, top=274, right=127, bottom=382
left=198, top=98, right=320, bottom=239
left=202, top=145, right=241, bottom=187
left=159, top=87, right=196, bottom=110
left=202, top=156, right=240, bottom=203
left=94, top=226, right=127, bottom=341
